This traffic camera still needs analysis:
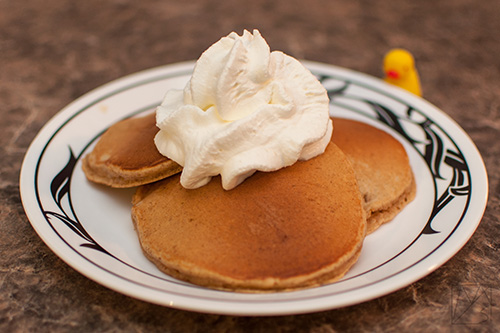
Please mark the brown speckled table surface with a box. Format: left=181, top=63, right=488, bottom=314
left=1, top=0, right=499, bottom=331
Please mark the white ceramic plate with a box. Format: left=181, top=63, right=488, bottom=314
left=20, top=61, right=488, bottom=316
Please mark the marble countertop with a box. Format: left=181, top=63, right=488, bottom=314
left=1, top=0, right=499, bottom=331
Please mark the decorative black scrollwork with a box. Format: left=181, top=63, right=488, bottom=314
left=44, top=148, right=110, bottom=254
left=424, top=149, right=470, bottom=234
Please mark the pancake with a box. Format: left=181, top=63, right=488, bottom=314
left=331, top=118, right=416, bottom=233
left=131, top=142, right=366, bottom=292
left=82, top=113, right=182, bottom=188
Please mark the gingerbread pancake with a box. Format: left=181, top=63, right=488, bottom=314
left=332, top=118, right=416, bottom=234
left=82, top=113, right=182, bottom=188
left=131, top=142, right=366, bottom=292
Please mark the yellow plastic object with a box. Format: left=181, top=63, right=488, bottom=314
left=383, top=49, right=422, bottom=96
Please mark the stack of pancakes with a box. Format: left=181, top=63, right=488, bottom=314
left=83, top=114, right=415, bottom=292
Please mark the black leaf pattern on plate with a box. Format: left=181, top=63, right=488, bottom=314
left=423, top=149, right=470, bottom=234
left=44, top=147, right=110, bottom=254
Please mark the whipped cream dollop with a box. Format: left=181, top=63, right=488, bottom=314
left=155, top=29, right=332, bottom=190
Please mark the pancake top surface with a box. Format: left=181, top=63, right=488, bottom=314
left=92, top=113, right=168, bottom=170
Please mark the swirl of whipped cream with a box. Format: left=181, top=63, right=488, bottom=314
left=155, top=29, right=332, bottom=190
